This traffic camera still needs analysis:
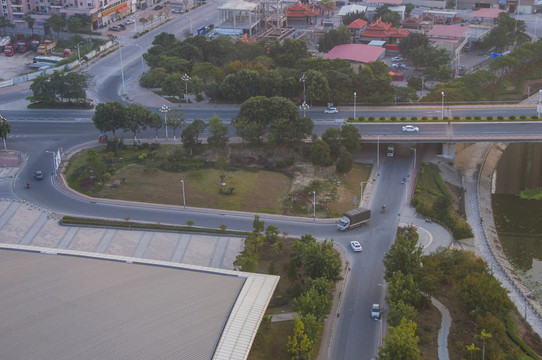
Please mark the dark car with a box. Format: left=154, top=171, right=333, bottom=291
left=34, top=170, right=44, bottom=180
left=109, top=25, right=121, bottom=31
left=118, top=24, right=126, bottom=30
left=154, top=4, right=163, bottom=10
left=141, top=3, right=148, bottom=9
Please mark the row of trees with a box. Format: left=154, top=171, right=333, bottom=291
left=29, top=71, right=92, bottom=105
left=141, top=33, right=402, bottom=105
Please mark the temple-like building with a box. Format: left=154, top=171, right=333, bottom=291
left=358, top=18, right=409, bottom=51
left=286, top=2, right=321, bottom=24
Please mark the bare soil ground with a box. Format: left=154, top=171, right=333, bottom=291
left=416, top=303, right=440, bottom=360
left=0, top=52, right=36, bottom=80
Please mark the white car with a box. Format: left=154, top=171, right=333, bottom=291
left=392, top=63, right=406, bottom=69
left=391, top=56, right=404, bottom=62
left=350, top=241, right=362, bottom=252
left=402, top=125, right=419, bottom=132
left=172, top=8, right=183, bottom=13
left=371, top=304, right=382, bottom=319
left=324, top=107, right=338, bottom=114
left=125, top=19, right=135, bottom=25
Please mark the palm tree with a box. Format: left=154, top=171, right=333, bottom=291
left=478, top=329, right=492, bottom=360
left=24, top=15, right=35, bottom=36
left=0, top=15, right=15, bottom=36
left=47, top=14, right=67, bottom=39
left=466, top=343, right=479, bottom=360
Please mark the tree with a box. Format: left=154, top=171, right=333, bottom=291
left=321, top=128, right=342, bottom=158
left=300, top=314, right=323, bottom=343
left=341, top=124, right=361, bottom=153
left=335, top=146, right=353, bottom=173
left=318, top=25, right=351, bottom=53
left=139, top=17, right=148, bottom=30
left=374, top=7, right=401, bottom=27
left=466, top=343, right=480, bottom=360
left=93, top=101, right=126, bottom=136
left=181, top=119, right=206, bottom=155
left=383, top=226, right=424, bottom=281
left=124, top=103, right=150, bottom=142
left=162, top=73, right=186, bottom=101
left=287, top=317, right=313, bottom=360
left=48, top=14, right=67, bottom=38
left=407, top=75, right=422, bottom=91
left=387, top=299, right=418, bottom=327
left=307, top=138, right=333, bottom=167
left=293, top=285, right=332, bottom=321
left=207, top=114, right=229, bottom=151
left=377, top=319, right=421, bottom=360
left=264, top=225, right=280, bottom=245
left=147, top=112, right=163, bottom=140
left=259, top=70, right=283, bottom=97
left=67, top=16, right=83, bottom=40
left=29, top=71, right=91, bottom=105
left=398, top=33, right=429, bottom=58
left=0, top=115, right=11, bottom=150
left=387, top=270, right=422, bottom=307
left=404, top=3, right=414, bottom=15
left=0, top=15, right=15, bottom=36
left=478, top=329, right=492, bottom=360
left=24, top=15, right=35, bottom=36
left=167, top=109, right=185, bottom=141
left=73, top=13, right=92, bottom=39
left=300, top=239, right=342, bottom=282
left=481, top=13, right=526, bottom=52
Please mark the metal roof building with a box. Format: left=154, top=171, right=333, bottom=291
left=0, top=245, right=279, bottom=360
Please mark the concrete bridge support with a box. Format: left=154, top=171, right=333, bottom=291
left=441, top=143, right=456, bottom=160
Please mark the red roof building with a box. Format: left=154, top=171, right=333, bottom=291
left=287, top=2, right=321, bottom=23
left=427, top=25, right=468, bottom=60
left=347, top=18, right=368, bottom=39
left=323, top=44, right=386, bottom=66
left=359, top=18, right=409, bottom=51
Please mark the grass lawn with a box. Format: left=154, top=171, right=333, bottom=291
left=98, top=164, right=291, bottom=213
left=249, top=321, right=293, bottom=360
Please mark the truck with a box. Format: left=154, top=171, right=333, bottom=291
left=4, top=44, right=15, bottom=56
left=337, top=207, right=371, bottom=231
left=30, top=40, right=40, bottom=51
left=387, top=145, right=394, bottom=157
left=16, top=40, right=27, bottom=53
left=37, top=39, right=57, bottom=54
left=0, top=36, right=10, bottom=52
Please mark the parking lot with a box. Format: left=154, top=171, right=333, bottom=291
left=0, top=51, right=37, bottom=81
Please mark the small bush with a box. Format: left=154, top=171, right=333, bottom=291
left=465, top=116, right=472, bottom=120
left=275, top=160, right=286, bottom=168
left=411, top=116, right=417, bottom=121
left=368, top=116, right=375, bottom=121
left=347, top=117, right=355, bottom=122
left=390, top=116, right=397, bottom=121
left=186, top=220, right=194, bottom=226
left=486, top=116, right=493, bottom=120
left=509, top=115, right=516, bottom=120
left=497, top=115, right=504, bottom=120
left=432, top=116, right=439, bottom=121
left=422, top=116, right=428, bottom=121
left=358, top=116, right=365, bottom=121
left=474, top=116, right=481, bottom=120
left=380, top=117, right=386, bottom=121
left=531, top=115, right=538, bottom=120
left=400, top=117, right=407, bottom=121
left=443, top=116, right=448, bottom=121
left=453, top=116, right=460, bottom=121
left=520, top=115, right=526, bottom=120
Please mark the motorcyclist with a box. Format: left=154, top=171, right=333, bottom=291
left=382, top=204, right=386, bottom=213
left=26, top=182, right=30, bottom=189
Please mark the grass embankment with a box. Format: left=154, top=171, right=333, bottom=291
left=64, top=144, right=371, bottom=218
left=411, top=162, right=472, bottom=240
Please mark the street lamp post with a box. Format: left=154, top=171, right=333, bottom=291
left=160, top=105, right=170, bottom=140
left=312, top=190, right=316, bottom=222
left=301, top=102, right=309, bottom=117
left=180, top=179, right=186, bottom=209
left=441, top=91, right=445, bottom=120
left=75, top=43, right=82, bottom=71
left=411, top=147, right=416, bottom=169
left=181, top=73, right=191, bottom=104
left=116, top=39, right=126, bottom=95
left=353, top=91, right=357, bottom=120
left=300, top=74, right=307, bottom=105
left=376, top=135, right=382, bottom=169
left=135, top=43, right=145, bottom=74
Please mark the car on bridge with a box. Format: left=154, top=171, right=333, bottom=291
left=324, top=107, right=339, bottom=114
left=402, top=125, right=419, bottom=132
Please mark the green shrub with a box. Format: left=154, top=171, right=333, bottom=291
left=453, top=116, right=460, bottom=121
left=443, top=116, right=448, bottom=121
left=421, top=116, right=428, bottom=121
left=432, top=116, right=439, bottom=121
left=498, top=115, right=504, bottom=120
left=531, top=115, right=538, bottom=120
left=347, top=117, right=354, bottom=122
left=358, top=116, right=365, bottom=121
left=509, top=115, right=516, bottom=120
left=486, top=116, right=493, bottom=120
left=474, top=116, right=481, bottom=120
left=465, top=116, right=472, bottom=120
left=400, top=117, right=407, bottom=121
left=368, top=116, right=375, bottom=121
left=390, top=116, right=397, bottom=121
left=380, top=117, right=386, bottom=121
left=411, top=117, right=417, bottom=121
left=520, top=115, right=526, bottom=120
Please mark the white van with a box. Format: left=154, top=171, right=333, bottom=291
left=387, top=145, right=394, bottom=157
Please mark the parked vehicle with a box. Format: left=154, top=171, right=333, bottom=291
left=118, top=24, right=126, bottom=30
left=337, top=208, right=371, bottom=231
left=125, top=19, right=135, bottom=24
left=154, top=4, right=164, bottom=9
left=391, top=56, right=404, bottom=62
left=4, top=45, right=15, bottom=56
left=63, top=48, right=72, bottom=57
left=16, top=40, right=27, bottom=53
left=387, top=145, right=394, bottom=157
left=37, top=40, right=57, bottom=54
left=172, top=8, right=183, bottom=13
left=392, top=63, right=406, bottom=69
left=30, top=40, right=40, bottom=51
left=0, top=36, right=11, bottom=52
left=109, top=25, right=122, bottom=31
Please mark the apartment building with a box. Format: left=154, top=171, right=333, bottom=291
left=0, top=0, right=136, bottom=31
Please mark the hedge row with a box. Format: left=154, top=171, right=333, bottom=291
left=61, top=216, right=249, bottom=236
left=505, top=315, right=542, bottom=360
left=346, top=115, right=540, bottom=123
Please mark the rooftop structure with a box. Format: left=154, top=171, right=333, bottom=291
left=367, top=0, right=403, bottom=5
left=471, top=7, right=506, bottom=18
left=324, top=43, right=385, bottom=64
left=428, top=25, right=468, bottom=63
left=286, top=1, right=321, bottom=22
left=0, top=245, right=279, bottom=360
left=359, top=17, right=409, bottom=51
left=217, top=0, right=264, bottom=36
left=338, top=4, right=368, bottom=17
left=347, top=18, right=368, bottom=38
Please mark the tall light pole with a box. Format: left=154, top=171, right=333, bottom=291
left=160, top=105, right=170, bottom=140
left=180, top=179, right=186, bottom=209
left=353, top=91, right=357, bottom=119
left=116, top=38, right=126, bottom=95
left=300, top=74, right=307, bottom=105
left=376, top=135, right=382, bottom=169
left=301, top=102, right=309, bottom=117
left=538, top=89, right=542, bottom=118
left=411, top=147, right=416, bottom=169
left=75, top=43, right=82, bottom=71
left=135, top=43, right=145, bottom=74
left=441, top=91, right=445, bottom=120
left=312, top=190, right=316, bottom=222
left=181, top=73, right=191, bottom=104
